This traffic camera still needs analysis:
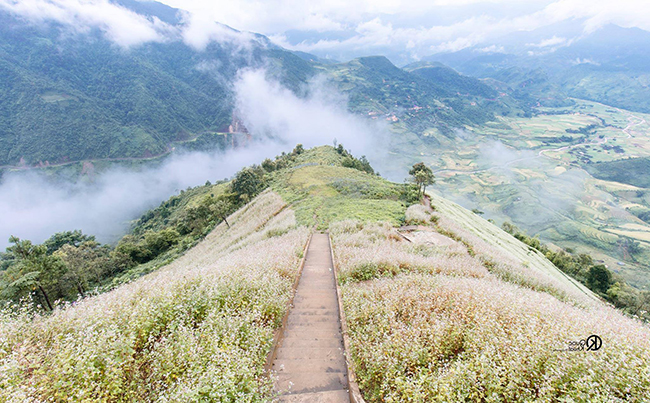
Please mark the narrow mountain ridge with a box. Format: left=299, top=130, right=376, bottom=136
left=1, top=146, right=647, bottom=401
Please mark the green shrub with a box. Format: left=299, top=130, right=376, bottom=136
left=343, top=262, right=399, bottom=283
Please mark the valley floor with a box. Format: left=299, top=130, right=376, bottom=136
left=389, top=99, right=650, bottom=290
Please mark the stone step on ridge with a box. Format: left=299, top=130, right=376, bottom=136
left=277, top=389, right=350, bottom=402
left=275, top=372, right=347, bottom=395
left=273, top=357, right=347, bottom=374
left=290, top=308, right=339, bottom=316
left=275, top=347, right=345, bottom=360
left=280, top=337, right=344, bottom=349
left=272, top=233, right=350, bottom=402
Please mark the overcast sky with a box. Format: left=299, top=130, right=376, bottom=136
left=1, top=0, right=650, bottom=63
left=157, top=0, right=650, bottom=62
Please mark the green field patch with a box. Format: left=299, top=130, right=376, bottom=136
left=270, top=148, right=411, bottom=229
left=586, top=157, right=650, bottom=188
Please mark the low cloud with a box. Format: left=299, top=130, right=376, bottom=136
left=0, top=146, right=275, bottom=249
left=455, top=140, right=588, bottom=231
left=0, top=0, right=261, bottom=50
left=4, top=0, right=650, bottom=62
left=234, top=69, right=386, bottom=157
left=0, top=0, right=174, bottom=48
left=178, top=11, right=258, bottom=51
left=527, top=35, right=567, bottom=47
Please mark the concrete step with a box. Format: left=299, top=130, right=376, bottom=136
left=291, top=300, right=338, bottom=310
left=277, top=389, right=349, bottom=402
left=285, top=322, right=341, bottom=333
left=293, top=294, right=338, bottom=303
left=273, top=358, right=347, bottom=374
left=276, top=347, right=345, bottom=360
left=297, top=280, right=336, bottom=287
left=275, top=372, right=347, bottom=395
left=288, top=314, right=340, bottom=324
left=290, top=309, right=339, bottom=317
left=280, top=337, right=344, bottom=348
left=284, top=327, right=343, bottom=343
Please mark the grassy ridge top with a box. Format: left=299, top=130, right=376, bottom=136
left=269, top=146, right=415, bottom=229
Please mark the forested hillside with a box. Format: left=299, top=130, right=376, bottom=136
left=0, top=1, right=531, bottom=168
left=0, top=6, right=315, bottom=167
left=321, top=57, right=524, bottom=137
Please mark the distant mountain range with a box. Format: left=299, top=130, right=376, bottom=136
left=0, top=0, right=530, bottom=167
left=425, top=24, right=650, bottom=113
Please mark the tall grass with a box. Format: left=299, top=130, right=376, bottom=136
left=331, top=221, right=485, bottom=284
left=343, top=275, right=650, bottom=402
left=0, top=191, right=308, bottom=402
left=331, top=219, right=650, bottom=402
left=428, top=193, right=599, bottom=305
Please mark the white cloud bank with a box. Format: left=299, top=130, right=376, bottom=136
left=0, top=0, right=258, bottom=50
left=162, top=0, right=650, bottom=60
left=0, top=0, right=173, bottom=47
left=2, top=0, right=650, bottom=58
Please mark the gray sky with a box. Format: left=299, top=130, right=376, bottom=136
left=1, top=0, right=650, bottom=62
left=157, top=0, right=650, bottom=61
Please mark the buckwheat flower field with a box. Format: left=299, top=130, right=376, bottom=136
left=0, top=191, right=308, bottom=402
left=331, top=206, right=650, bottom=401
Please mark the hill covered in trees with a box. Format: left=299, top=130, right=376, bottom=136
left=0, top=5, right=317, bottom=167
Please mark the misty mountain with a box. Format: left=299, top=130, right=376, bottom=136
left=426, top=24, right=650, bottom=112
left=0, top=3, right=315, bottom=167
left=320, top=56, right=525, bottom=139
left=0, top=1, right=533, bottom=168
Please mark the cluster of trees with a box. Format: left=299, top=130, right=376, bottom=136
left=335, top=144, right=376, bottom=175
left=565, top=123, right=598, bottom=135
left=409, top=162, right=435, bottom=198
left=0, top=231, right=130, bottom=310
left=501, top=222, right=650, bottom=321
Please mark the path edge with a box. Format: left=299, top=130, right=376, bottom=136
left=328, top=232, right=366, bottom=403
left=264, top=232, right=313, bottom=374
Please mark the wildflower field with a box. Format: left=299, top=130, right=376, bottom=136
left=0, top=190, right=308, bottom=402
left=332, top=202, right=650, bottom=402
left=2, top=146, right=649, bottom=402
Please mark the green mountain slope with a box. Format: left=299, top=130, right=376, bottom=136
left=426, top=26, right=650, bottom=113
left=320, top=56, right=523, bottom=137
left=0, top=9, right=315, bottom=166
left=0, top=3, right=524, bottom=168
